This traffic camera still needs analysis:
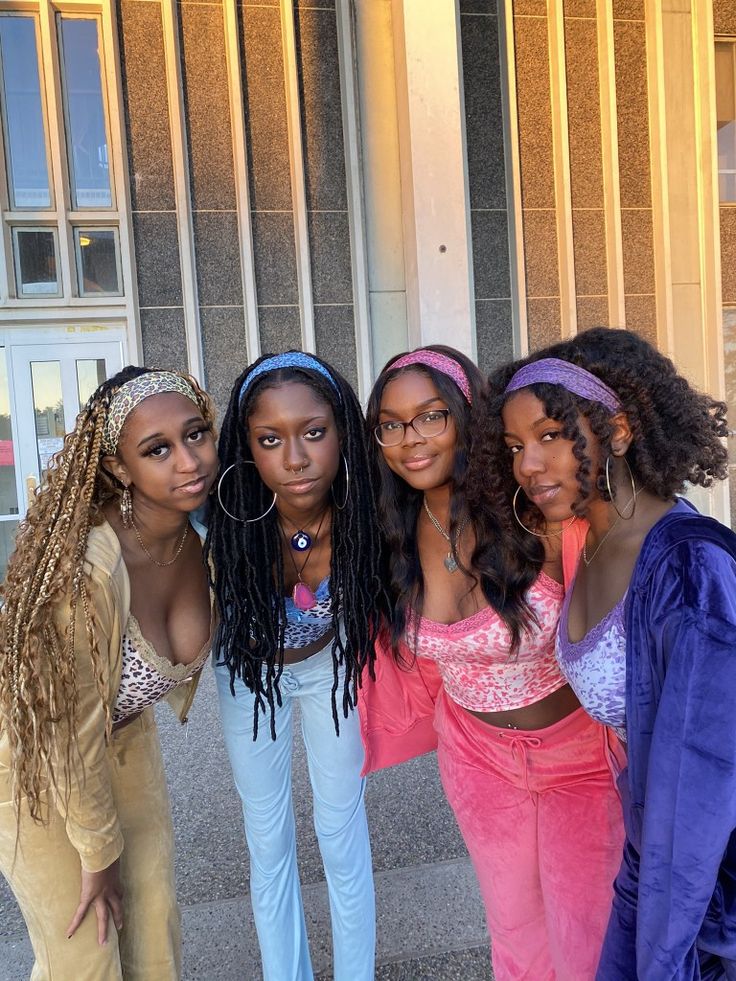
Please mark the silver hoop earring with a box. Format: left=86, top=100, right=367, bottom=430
left=512, top=486, right=576, bottom=539
left=217, top=461, right=277, bottom=523
left=331, top=453, right=350, bottom=511
left=604, top=454, right=637, bottom=520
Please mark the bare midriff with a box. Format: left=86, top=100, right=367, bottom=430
left=467, top=682, right=581, bottom=731
left=283, top=628, right=335, bottom=665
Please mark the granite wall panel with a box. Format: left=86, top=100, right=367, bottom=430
left=621, top=209, right=655, bottom=295
left=314, top=306, right=358, bottom=390
left=117, top=2, right=175, bottom=212
left=514, top=12, right=556, bottom=209
left=200, top=306, right=249, bottom=415
left=721, top=207, right=736, bottom=304
left=460, top=0, right=497, bottom=13
left=572, top=211, right=607, bottom=296
left=614, top=20, right=651, bottom=210
left=576, top=296, right=611, bottom=330
left=471, top=210, right=511, bottom=299
left=241, top=5, right=293, bottom=212
left=624, top=295, right=657, bottom=344
left=132, top=212, right=183, bottom=307
left=522, top=210, right=560, bottom=298
left=294, top=7, right=347, bottom=212
left=141, top=308, right=189, bottom=372
left=715, top=1, right=736, bottom=35
left=526, top=298, right=563, bottom=350
left=251, top=213, right=299, bottom=306
left=514, top=0, right=547, bottom=15
left=308, top=212, right=352, bottom=305
left=193, top=212, right=242, bottom=307
left=612, top=0, right=645, bottom=20
left=179, top=4, right=236, bottom=211
left=475, top=299, right=514, bottom=372
left=564, top=0, right=596, bottom=15
left=564, top=12, right=603, bottom=209
left=258, top=306, right=302, bottom=354
left=461, top=11, right=506, bottom=211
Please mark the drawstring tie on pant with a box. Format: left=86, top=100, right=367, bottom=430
left=497, top=731, right=542, bottom=803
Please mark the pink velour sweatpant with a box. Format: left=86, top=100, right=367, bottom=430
left=435, top=689, right=625, bottom=981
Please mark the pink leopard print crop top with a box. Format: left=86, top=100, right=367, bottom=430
left=112, top=613, right=212, bottom=724
left=409, top=572, right=567, bottom=712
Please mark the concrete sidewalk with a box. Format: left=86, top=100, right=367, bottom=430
left=0, top=668, right=493, bottom=980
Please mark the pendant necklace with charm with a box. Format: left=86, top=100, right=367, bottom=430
left=279, top=509, right=328, bottom=610
left=423, top=498, right=468, bottom=573
left=283, top=512, right=321, bottom=552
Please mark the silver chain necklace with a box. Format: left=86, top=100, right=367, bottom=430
left=423, top=499, right=468, bottom=573
left=582, top=488, right=640, bottom=567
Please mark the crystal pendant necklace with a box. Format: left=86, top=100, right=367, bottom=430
left=423, top=498, right=468, bottom=573
left=279, top=509, right=328, bottom=610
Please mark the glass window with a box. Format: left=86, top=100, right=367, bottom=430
left=76, top=358, right=106, bottom=408
left=0, top=15, right=51, bottom=209
left=716, top=41, right=736, bottom=203
left=30, top=361, right=65, bottom=472
left=0, top=349, right=18, bottom=516
left=75, top=228, right=121, bottom=295
left=58, top=17, right=112, bottom=209
left=12, top=228, right=60, bottom=297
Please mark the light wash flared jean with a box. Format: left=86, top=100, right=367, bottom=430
left=214, top=644, right=375, bottom=981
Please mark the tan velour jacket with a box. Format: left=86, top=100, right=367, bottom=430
left=0, top=519, right=205, bottom=873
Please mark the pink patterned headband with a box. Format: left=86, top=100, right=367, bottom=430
left=387, top=350, right=473, bottom=404
left=503, top=357, right=621, bottom=413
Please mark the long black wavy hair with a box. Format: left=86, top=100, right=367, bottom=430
left=472, top=327, right=729, bottom=532
left=365, top=344, right=543, bottom=658
left=205, top=352, right=389, bottom=738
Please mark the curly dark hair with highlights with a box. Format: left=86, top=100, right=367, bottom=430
left=366, top=345, right=544, bottom=657
left=470, top=327, right=729, bottom=534
left=205, top=352, right=389, bottom=740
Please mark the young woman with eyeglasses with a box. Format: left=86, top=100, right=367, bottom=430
left=365, top=345, right=624, bottom=980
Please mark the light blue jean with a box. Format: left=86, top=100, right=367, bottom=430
left=214, top=643, right=375, bottom=981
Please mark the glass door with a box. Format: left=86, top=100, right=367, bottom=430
left=3, top=340, right=123, bottom=576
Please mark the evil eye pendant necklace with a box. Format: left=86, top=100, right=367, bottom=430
left=279, top=509, right=328, bottom=610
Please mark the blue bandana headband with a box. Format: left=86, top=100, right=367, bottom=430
left=503, top=357, right=621, bottom=414
left=238, top=352, right=341, bottom=404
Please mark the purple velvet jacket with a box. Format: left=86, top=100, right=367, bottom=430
left=597, top=499, right=736, bottom=981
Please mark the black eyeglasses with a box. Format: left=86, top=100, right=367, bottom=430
left=373, top=409, right=451, bottom=447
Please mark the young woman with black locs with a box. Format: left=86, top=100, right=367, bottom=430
left=207, top=351, right=387, bottom=981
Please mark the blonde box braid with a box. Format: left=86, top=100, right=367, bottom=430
left=0, top=366, right=214, bottom=821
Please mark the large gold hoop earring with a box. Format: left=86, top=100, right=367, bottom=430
left=217, top=461, right=276, bottom=523
left=331, top=452, right=350, bottom=511
left=512, top=486, right=577, bottom=539
left=605, top=454, right=637, bottom=520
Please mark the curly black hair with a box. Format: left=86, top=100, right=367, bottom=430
left=365, top=345, right=543, bottom=658
left=471, top=327, right=729, bottom=533
left=205, top=352, right=389, bottom=739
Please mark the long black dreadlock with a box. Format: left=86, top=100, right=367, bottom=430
left=205, top=352, right=389, bottom=739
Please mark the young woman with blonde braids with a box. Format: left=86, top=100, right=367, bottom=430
left=0, top=366, right=218, bottom=979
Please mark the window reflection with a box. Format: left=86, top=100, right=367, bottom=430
left=58, top=18, right=112, bottom=209
left=75, top=228, right=121, bottom=295
left=13, top=228, right=59, bottom=297
left=0, top=349, right=18, bottom=516
left=717, top=41, right=736, bottom=203
left=0, top=16, right=51, bottom=209
left=30, top=361, right=65, bottom=472
left=76, top=359, right=106, bottom=409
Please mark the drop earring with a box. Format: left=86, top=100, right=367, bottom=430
left=120, top=486, right=133, bottom=529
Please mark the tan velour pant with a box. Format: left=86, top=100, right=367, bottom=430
left=0, top=709, right=181, bottom=980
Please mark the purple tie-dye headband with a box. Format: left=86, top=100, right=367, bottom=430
left=388, top=350, right=473, bottom=404
left=504, top=357, right=621, bottom=414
